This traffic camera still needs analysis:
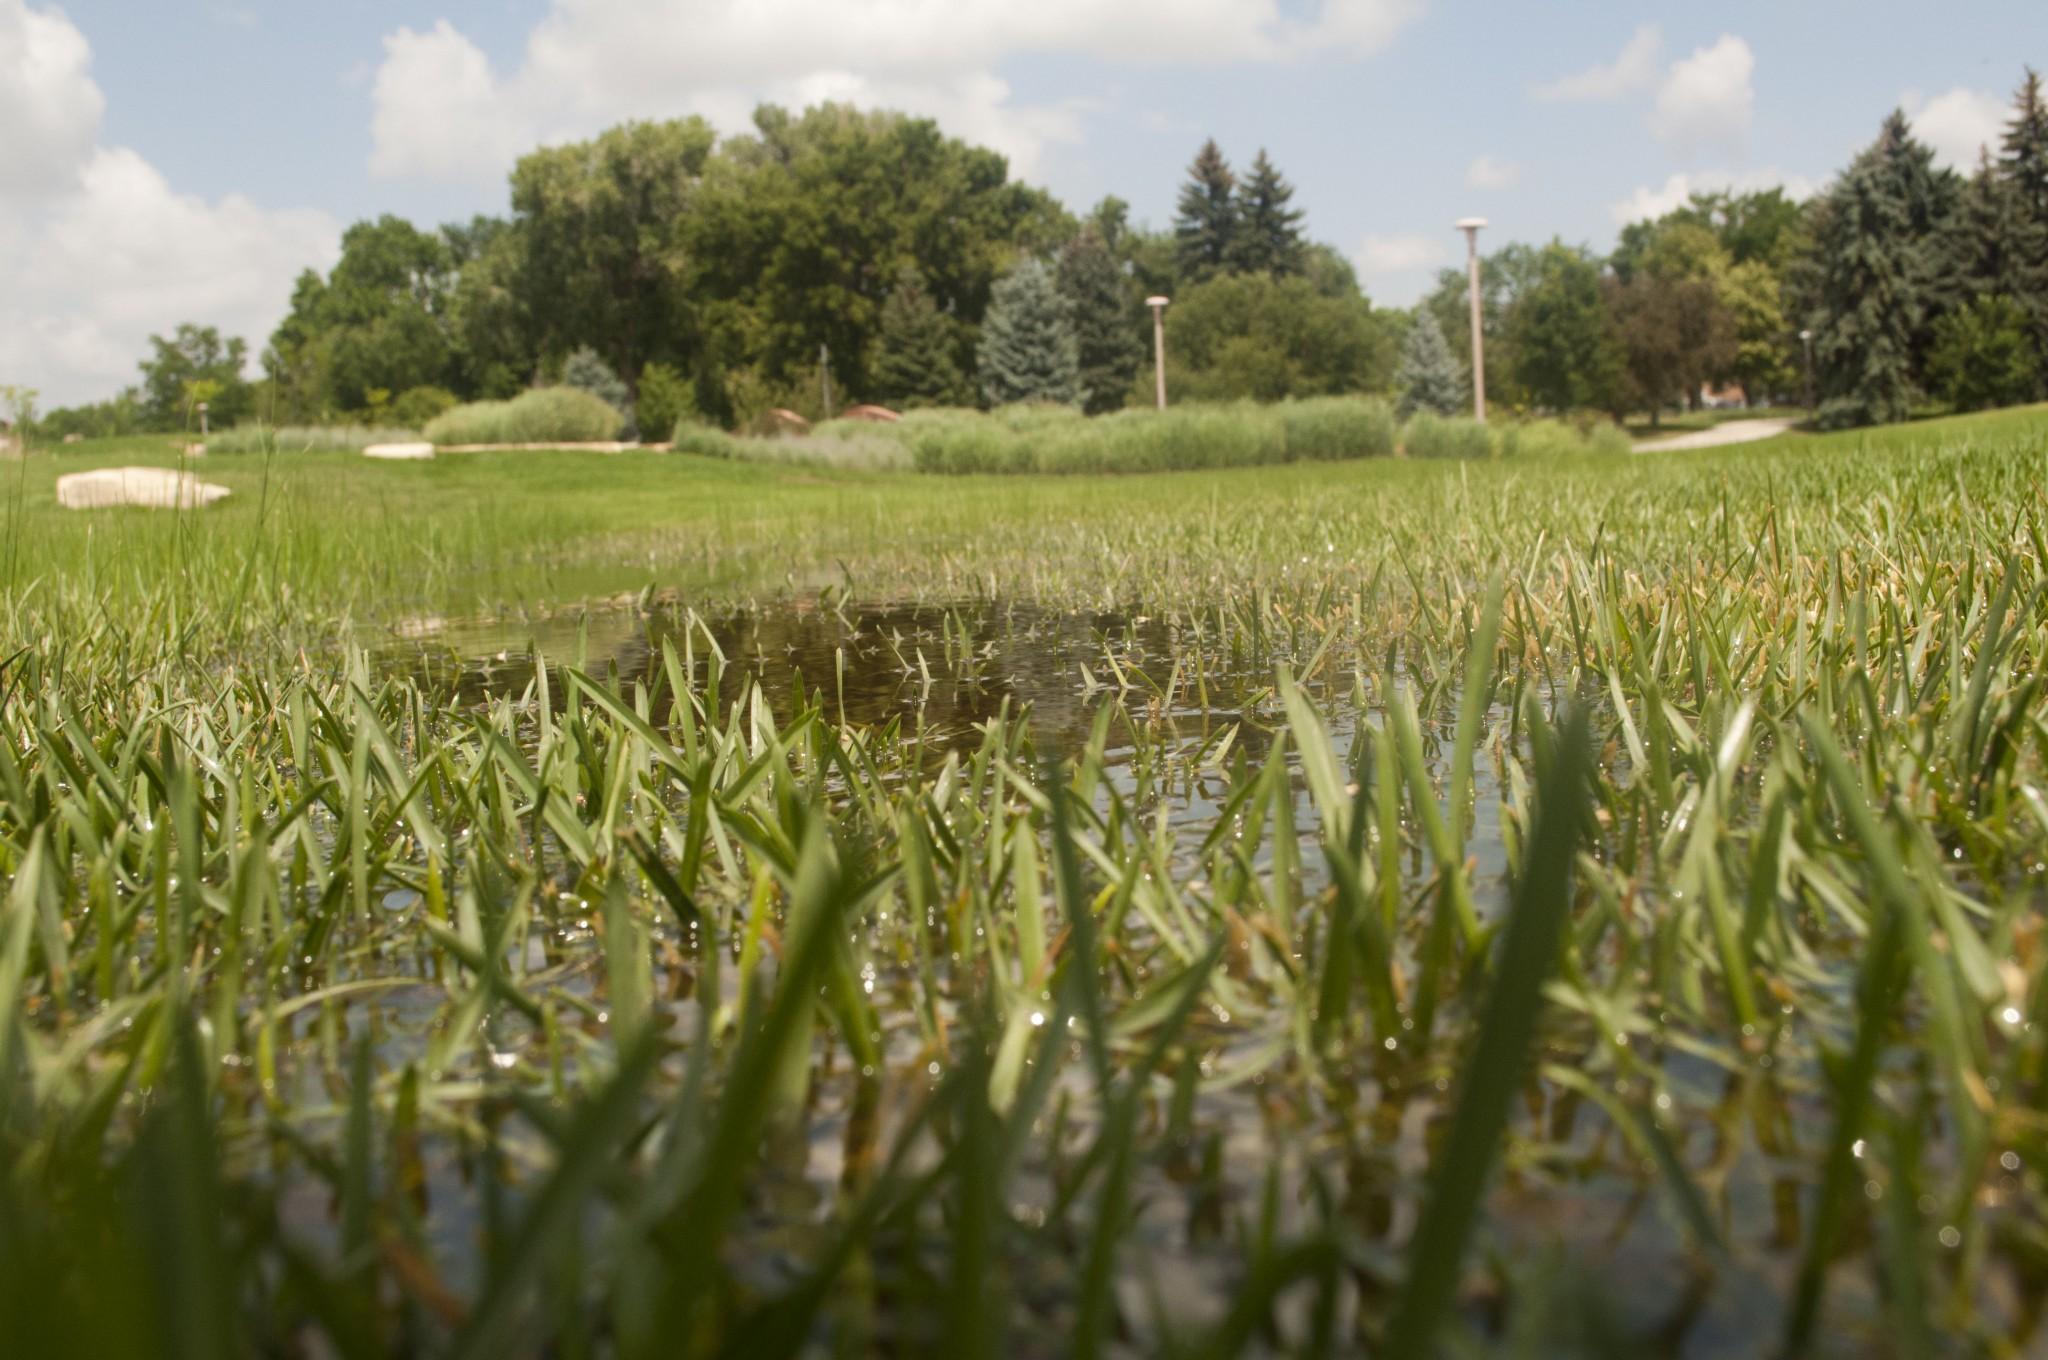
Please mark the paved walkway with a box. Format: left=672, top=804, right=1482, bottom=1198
left=1632, top=417, right=1799, bottom=453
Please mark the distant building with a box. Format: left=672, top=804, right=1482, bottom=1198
left=1699, top=383, right=1748, bottom=410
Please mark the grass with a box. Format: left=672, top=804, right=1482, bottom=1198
left=426, top=387, right=625, bottom=446
left=1, top=401, right=2047, bottom=1354
left=206, top=425, right=424, bottom=454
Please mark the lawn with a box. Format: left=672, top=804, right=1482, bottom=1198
left=2, top=403, right=2047, bottom=1355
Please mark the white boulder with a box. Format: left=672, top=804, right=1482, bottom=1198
left=56, top=467, right=231, bottom=510
left=364, top=441, right=435, bottom=461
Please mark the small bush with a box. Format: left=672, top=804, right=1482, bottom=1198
left=1587, top=423, right=1633, bottom=456
left=207, top=425, right=421, bottom=454
left=426, top=387, right=625, bottom=446
left=638, top=363, right=697, bottom=445
left=1281, top=397, right=1396, bottom=460
left=389, top=386, right=458, bottom=429
left=670, top=421, right=740, bottom=459
left=1402, top=413, right=1493, bottom=460
left=563, top=347, right=635, bottom=438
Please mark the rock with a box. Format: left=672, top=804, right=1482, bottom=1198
left=56, top=466, right=231, bottom=510
left=61, top=433, right=82, bottom=444
left=839, top=404, right=901, bottom=423
left=754, top=408, right=812, bottom=438
left=364, top=441, right=435, bottom=461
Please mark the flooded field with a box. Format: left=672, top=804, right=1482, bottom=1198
left=6, top=419, right=2048, bottom=1356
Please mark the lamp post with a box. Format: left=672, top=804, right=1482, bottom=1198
left=1455, top=218, right=1488, bottom=422
left=1146, top=296, right=1170, bottom=409
left=1798, top=328, right=1815, bottom=413
left=197, top=401, right=209, bottom=439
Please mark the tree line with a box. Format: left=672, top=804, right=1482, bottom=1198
left=36, top=109, right=1395, bottom=439
left=31, top=68, right=2048, bottom=440
left=1404, top=67, right=2048, bottom=429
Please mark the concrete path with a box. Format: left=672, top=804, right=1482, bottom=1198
left=1632, top=416, right=1798, bottom=453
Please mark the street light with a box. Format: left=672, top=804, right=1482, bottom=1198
left=197, top=400, right=209, bottom=438
left=1798, top=328, right=1815, bottom=413
left=1455, top=218, right=1488, bottom=422
left=1146, top=296, right=1171, bottom=410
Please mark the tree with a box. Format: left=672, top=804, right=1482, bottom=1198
left=139, top=325, right=252, bottom=430
left=1395, top=308, right=1465, bottom=417
left=635, top=362, right=699, bottom=440
left=1999, top=69, right=2048, bottom=381
left=1055, top=228, right=1143, bottom=413
left=1719, top=259, right=1797, bottom=402
left=1160, top=271, right=1394, bottom=402
left=1927, top=296, right=2040, bottom=410
left=513, top=118, right=717, bottom=395
left=870, top=265, right=970, bottom=409
left=1173, top=140, right=1238, bottom=283
left=563, top=346, right=635, bottom=436
left=683, top=104, right=1069, bottom=420
left=1505, top=242, right=1624, bottom=413
left=1796, top=114, right=1942, bottom=427
left=1606, top=273, right=1736, bottom=421
left=1424, top=241, right=1544, bottom=410
left=976, top=259, right=1079, bottom=407
left=1230, top=150, right=1305, bottom=275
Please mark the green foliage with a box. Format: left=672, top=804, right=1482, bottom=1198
left=138, top=324, right=252, bottom=430
left=1055, top=229, right=1142, bottom=414
left=870, top=265, right=971, bottom=410
left=636, top=363, right=698, bottom=444
left=904, top=397, right=1392, bottom=474
left=1606, top=273, right=1735, bottom=417
left=424, top=386, right=624, bottom=445
left=562, top=345, right=635, bottom=438
left=1928, top=296, right=2041, bottom=410
left=1492, top=417, right=1631, bottom=458
left=205, top=425, right=423, bottom=454
left=389, top=385, right=457, bottom=429
left=1506, top=242, right=1625, bottom=413
left=976, top=259, right=1079, bottom=407
left=1401, top=411, right=1493, bottom=460
left=34, top=391, right=142, bottom=442
left=1173, top=139, right=1239, bottom=283
left=1162, top=271, right=1394, bottom=402
left=1395, top=308, right=1466, bottom=418
left=1802, top=114, right=1947, bottom=428
left=1229, top=150, right=1306, bottom=275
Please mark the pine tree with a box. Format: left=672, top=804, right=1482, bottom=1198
left=871, top=266, right=969, bottom=409
left=1937, top=152, right=2027, bottom=300
left=1230, top=150, right=1306, bottom=275
left=976, top=259, right=1080, bottom=407
left=1173, top=140, right=1239, bottom=283
left=1395, top=308, right=1465, bottom=418
left=1802, top=117, right=1928, bottom=428
left=1999, top=67, right=2048, bottom=390
left=1055, top=228, right=1143, bottom=414
left=563, top=345, right=636, bottom=437
left=2002, top=67, right=2048, bottom=221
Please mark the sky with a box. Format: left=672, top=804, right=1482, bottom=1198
left=1, top=0, right=2039, bottom=406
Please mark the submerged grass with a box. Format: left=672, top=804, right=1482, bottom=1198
left=1, top=403, right=2047, bottom=1354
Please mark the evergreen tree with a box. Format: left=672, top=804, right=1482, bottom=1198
left=1927, top=296, right=2039, bottom=411
left=1938, top=153, right=2028, bottom=300
left=2002, top=67, right=2048, bottom=221
left=1394, top=308, right=1465, bottom=417
left=563, top=345, right=636, bottom=437
left=1800, top=117, right=1928, bottom=428
left=871, top=266, right=969, bottom=409
left=1230, top=150, right=1306, bottom=275
left=1999, top=68, right=2048, bottom=388
left=976, top=259, right=1080, bottom=407
left=1173, top=140, right=1239, bottom=283
left=1055, top=228, right=1143, bottom=414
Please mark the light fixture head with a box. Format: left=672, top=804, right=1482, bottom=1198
left=1455, top=217, right=1488, bottom=231
left=1146, top=296, right=1170, bottom=308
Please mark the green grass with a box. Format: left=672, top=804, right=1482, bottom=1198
left=426, top=387, right=625, bottom=446
left=1, top=402, right=2047, bottom=1355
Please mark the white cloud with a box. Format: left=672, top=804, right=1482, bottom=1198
left=368, top=0, right=1423, bottom=185
left=1652, top=34, right=1754, bottom=158
left=0, top=0, right=340, bottom=405
left=0, top=0, right=104, bottom=193
left=1533, top=24, right=1661, bottom=102
left=1465, top=154, right=1518, bottom=190
left=1608, top=168, right=1816, bottom=225
left=1903, top=87, right=2008, bottom=171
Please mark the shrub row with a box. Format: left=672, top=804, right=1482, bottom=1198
left=206, top=426, right=422, bottom=454
left=1407, top=414, right=1633, bottom=460
left=903, top=398, right=1398, bottom=476
left=425, top=387, right=624, bottom=446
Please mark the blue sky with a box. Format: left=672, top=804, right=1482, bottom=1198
left=4, top=1, right=2040, bottom=404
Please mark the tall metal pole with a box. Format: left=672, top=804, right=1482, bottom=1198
left=820, top=343, right=833, bottom=420
left=1799, top=329, right=1814, bottom=412
left=1456, top=218, right=1488, bottom=423
left=1146, top=296, right=1170, bottom=410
